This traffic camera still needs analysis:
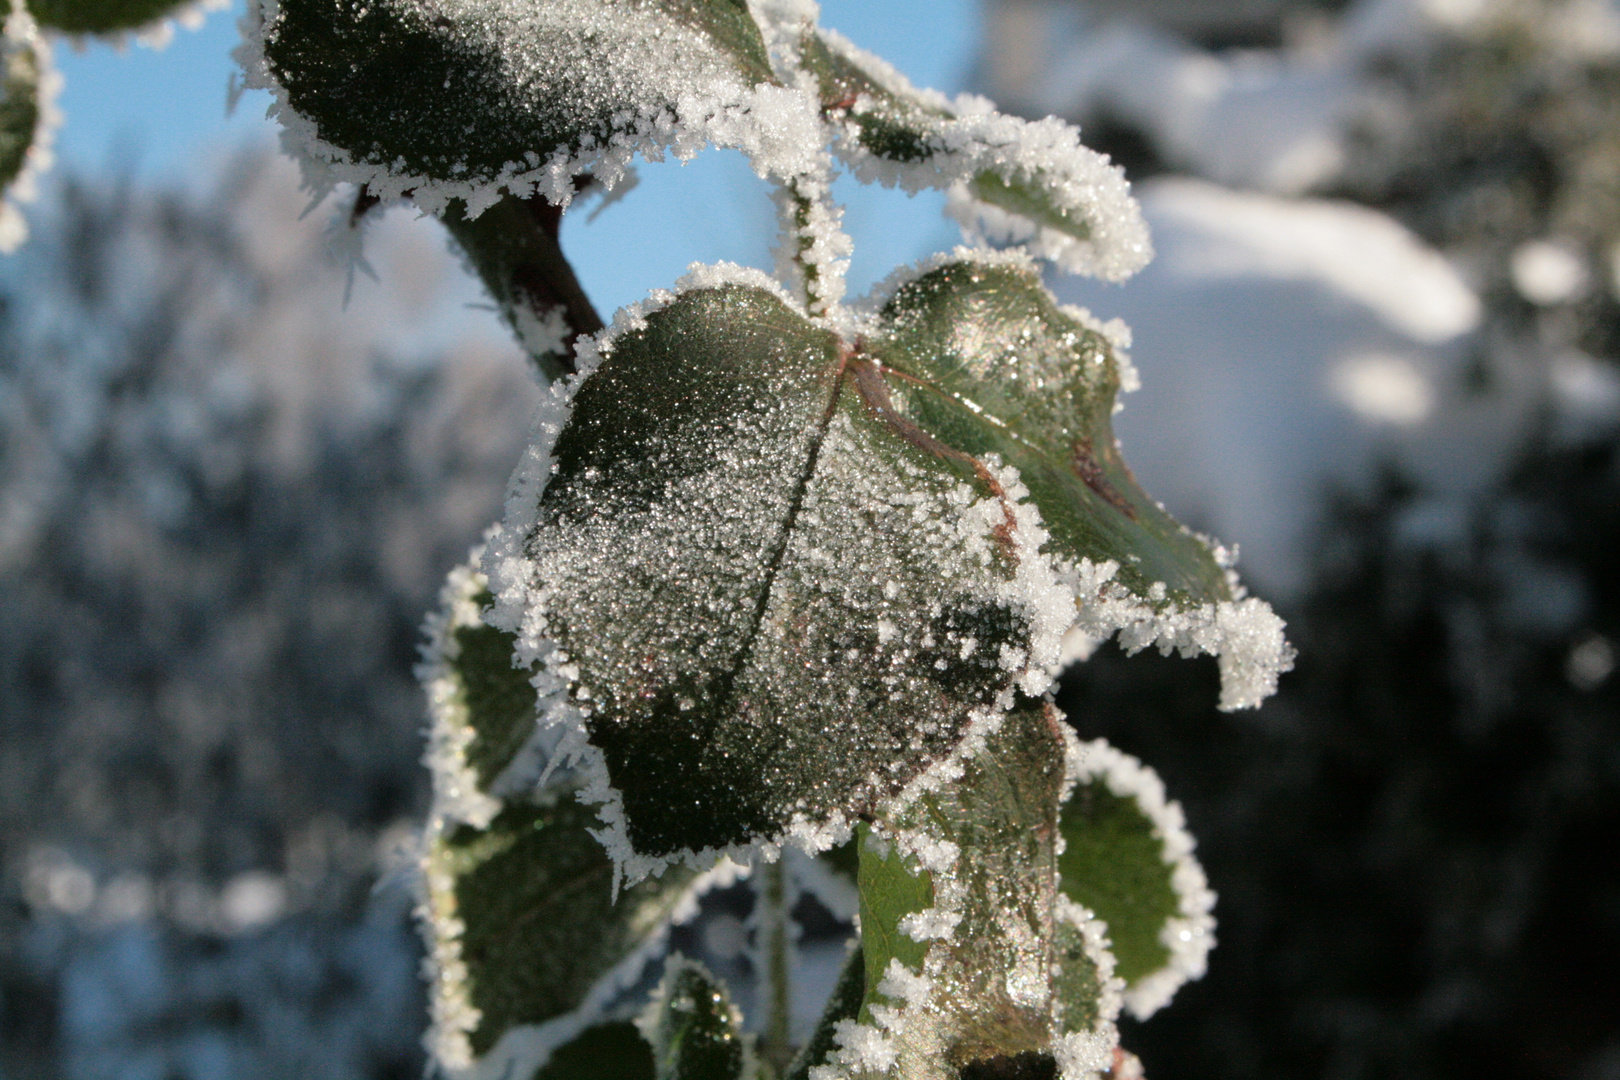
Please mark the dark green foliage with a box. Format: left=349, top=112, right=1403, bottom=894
left=1051, top=915, right=1107, bottom=1033
left=799, top=31, right=1098, bottom=247
left=866, top=261, right=1230, bottom=602
left=657, top=0, right=774, bottom=86
left=856, top=824, right=936, bottom=1017
left=856, top=703, right=1096, bottom=1072
left=262, top=0, right=774, bottom=189
left=437, top=796, right=698, bottom=1055
left=1058, top=783, right=1177, bottom=987
left=26, top=0, right=184, bottom=33
left=532, top=266, right=1227, bottom=860
left=449, top=589, right=539, bottom=789
left=798, top=29, right=947, bottom=163
left=966, top=174, right=1089, bottom=242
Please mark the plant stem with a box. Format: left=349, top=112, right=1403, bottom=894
left=760, top=859, right=795, bottom=1073
left=440, top=190, right=605, bottom=382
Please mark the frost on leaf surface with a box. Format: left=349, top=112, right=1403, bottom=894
left=24, top=0, right=210, bottom=33
left=421, top=558, right=729, bottom=1080
left=831, top=702, right=1121, bottom=1080
left=491, top=258, right=1241, bottom=874
left=860, top=257, right=1230, bottom=605
left=421, top=787, right=708, bottom=1076
left=250, top=0, right=783, bottom=210
left=420, top=556, right=552, bottom=831
left=797, top=29, right=1150, bottom=280
left=1058, top=735, right=1215, bottom=1020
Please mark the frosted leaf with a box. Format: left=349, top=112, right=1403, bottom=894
left=420, top=554, right=557, bottom=831
left=797, top=28, right=1150, bottom=280
left=1063, top=557, right=1294, bottom=712
left=637, top=955, right=754, bottom=1080
left=420, top=783, right=745, bottom=1079
left=861, top=255, right=1232, bottom=606
left=490, top=257, right=1248, bottom=876
left=831, top=702, right=1122, bottom=1080
left=0, top=2, right=57, bottom=252
left=244, top=0, right=808, bottom=213
left=1058, top=733, right=1216, bottom=1020
left=23, top=0, right=218, bottom=34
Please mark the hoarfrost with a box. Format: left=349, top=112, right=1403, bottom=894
left=422, top=821, right=749, bottom=1080
left=418, top=552, right=507, bottom=832
left=1061, top=733, right=1217, bottom=1020
left=240, top=0, right=835, bottom=216
left=483, top=270, right=1110, bottom=881
left=897, top=907, right=962, bottom=942
left=1065, top=557, right=1293, bottom=711
left=800, top=28, right=1151, bottom=280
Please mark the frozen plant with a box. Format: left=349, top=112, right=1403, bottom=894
left=13, top=0, right=1295, bottom=1077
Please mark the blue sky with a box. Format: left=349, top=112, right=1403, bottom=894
left=48, top=0, right=980, bottom=315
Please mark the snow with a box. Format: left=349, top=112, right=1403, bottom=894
left=1330, top=352, right=1436, bottom=426
left=1142, top=179, right=1480, bottom=344
left=1028, top=19, right=1367, bottom=196
left=1055, top=177, right=1511, bottom=598
left=1510, top=239, right=1590, bottom=306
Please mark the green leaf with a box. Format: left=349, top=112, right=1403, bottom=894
left=446, top=588, right=540, bottom=792
left=25, top=0, right=186, bottom=33
left=257, top=0, right=776, bottom=199
left=796, top=29, right=949, bottom=164
left=423, top=792, right=700, bottom=1061
left=523, top=280, right=1040, bottom=863
left=508, top=261, right=1229, bottom=865
left=639, top=958, right=751, bottom=1080
left=1056, top=739, right=1214, bottom=1019
left=856, top=824, right=935, bottom=1017
left=531, top=1022, right=656, bottom=1080
left=1058, top=783, right=1177, bottom=988
left=849, top=701, right=1117, bottom=1079
left=863, top=259, right=1230, bottom=604
left=0, top=17, right=40, bottom=194
left=798, top=30, right=1148, bottom=279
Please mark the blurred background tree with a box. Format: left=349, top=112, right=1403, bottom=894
left=0, top=153, right=538, bottom=1079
